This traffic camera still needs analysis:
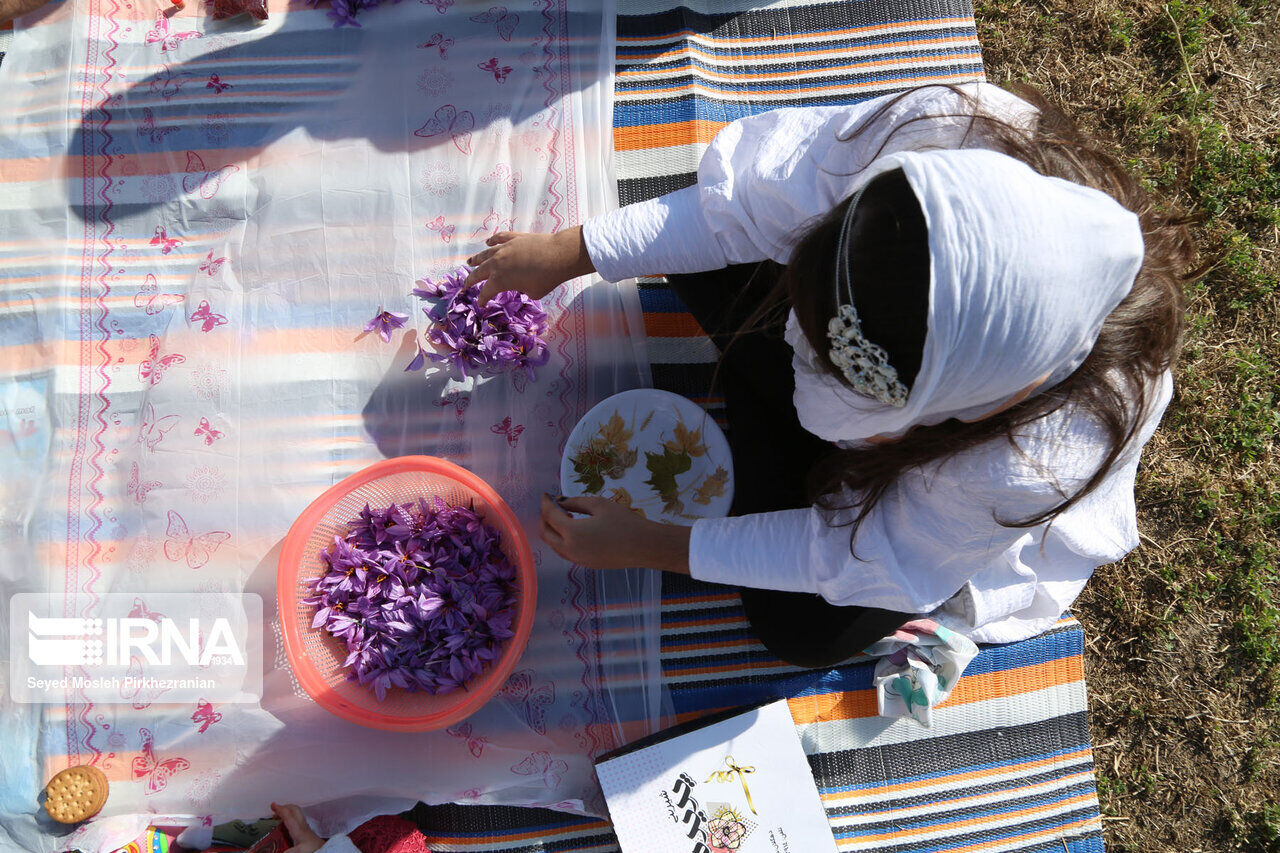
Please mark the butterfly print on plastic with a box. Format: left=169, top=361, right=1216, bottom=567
left=481, top=164, right=520, bottom=203
left=446, top=722, right=488, bottom=757
left=194, top=417, right=224, bottom=445
left=138, top=107, right=178, bottom=144
left=199, top=250, right=227, bottom=276
left=420, top=0, right=453, bottom=11
left=132, top=727, right=190, bottom=793
left=127, top=462, right=161, bottom=505
left=190, top=300, right=228, bottom=332
left=413, top=104, right=474, bottom=155
left=470, top=5, right=518, bottom=41
left=151, top=225, right=182, bottom=254
left=424, top=215, right=455, bottom=243
left=206, top=74, right=231, bottom=93
left=181, top=151, right=240, bottom=200
left=499, top=670, right=555, bottom=735
left=150, top=65, right=193, bottom=100
left=192, top=700, right=222, bottom=734
left=418, top=32, right=453, bottom=56
left=138, top=402, right=180, bottom=451
left=139, top=334, right=186, bottom=386
left=510, top=751, right=567, bottom=789
left=163, top=509, right=231, bottom=570
left=471, top=208, right=515, bottom=239
left=135, top=273, right=183, bottom=315
left=145, top=11, right=201, bottom=52
left=478, top=57, right=513, bottom=83
left=490, top=416, right=524, bottom=447
left=122, top=657, right=171, bottom=709
left=129, top=596, right=164, bottom=622
left=433, top=389, right=470, bottom=421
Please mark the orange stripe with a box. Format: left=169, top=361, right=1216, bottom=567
left=664, top=592, right=741, bottom=606
left=940, top=655, right=1084, bottom=708
left=616, top=18, right=977, bottom=45
left=664, top=636, right=760, bottom=652
left=786, top=655, right=1084, bottom=726
left=642, top=311, right=708, bottom=337
left=662, top=614, right=748, bottom=630
left=615, top=119, right=728, bottom=152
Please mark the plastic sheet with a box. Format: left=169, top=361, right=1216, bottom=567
left=0, top=1, right=668, bottom=848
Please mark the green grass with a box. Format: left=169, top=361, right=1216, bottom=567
left=978, top=0, right=1280, bottom=846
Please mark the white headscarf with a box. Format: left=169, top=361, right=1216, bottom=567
left=786, top=148, right=1144, bottom=446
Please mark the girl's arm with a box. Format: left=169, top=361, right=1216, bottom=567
left=540, top=493, right=691, bottom=574
left=466, top=84, right=1034, bottom=303
left=538, top=460, right=1061, bottom=617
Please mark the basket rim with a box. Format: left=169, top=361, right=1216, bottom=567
left=276, top=455, right=537, bottom=732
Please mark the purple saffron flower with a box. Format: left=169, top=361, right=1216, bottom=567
left=408, top=265, right=550, bottom=381
left=364, top=306, right=409, bottom=343
left=308, top=498, right=519, bottom=699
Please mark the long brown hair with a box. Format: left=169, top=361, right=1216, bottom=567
left=730, top=83, right=1195, bottom=542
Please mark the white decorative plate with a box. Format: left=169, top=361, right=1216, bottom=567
left=559, top=388, right=734, bottom=525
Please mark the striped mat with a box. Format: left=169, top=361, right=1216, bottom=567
left=409, top=598, right=1104, bottom=852
left=407, top=9, right=1102, bottom=853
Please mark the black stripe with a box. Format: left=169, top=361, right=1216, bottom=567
left=618, top=172, right=697, bottom=206
left=812, top=711, right=1094, bottom=788
left=649, top=361, right=721, bottom=398
left=617, top=0, right=979, bottom=39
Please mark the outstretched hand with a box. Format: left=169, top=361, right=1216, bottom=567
left=465, top=227, right=596, bottom=305
left=539, top=493, right=691, bottom=574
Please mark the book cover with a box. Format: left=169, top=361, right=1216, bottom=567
left=596, top=700, right=838, bottom=853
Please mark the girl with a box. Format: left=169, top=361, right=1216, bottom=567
left=463, top=82, right=1191, bottom=667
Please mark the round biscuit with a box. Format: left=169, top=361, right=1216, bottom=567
left=43, top=765, right=109, bottom=824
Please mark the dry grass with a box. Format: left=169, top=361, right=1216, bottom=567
left=977, top=0, right=1280, bottom=848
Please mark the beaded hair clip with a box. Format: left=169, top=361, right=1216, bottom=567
left=827, top=184, right=911, bottom=407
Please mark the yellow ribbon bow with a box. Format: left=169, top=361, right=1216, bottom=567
left=706, top=755, right=758, bottom=814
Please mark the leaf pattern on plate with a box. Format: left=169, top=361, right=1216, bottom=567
left=692, top=466, right=730, bottom=506
left=662, top=420, right=707, bottom=458
left=568, top=410, right=638, bottom=493
left=644, top=447, right=693, bottom=514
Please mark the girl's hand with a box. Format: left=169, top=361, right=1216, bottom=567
left=539, top=493, right=691, bottom=573
left=465, top=227, right=596, bottom=305
left=271, top=802, right=325, bottom=853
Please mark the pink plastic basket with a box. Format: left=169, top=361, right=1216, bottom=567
left=277, top=456, right=536, bottom=732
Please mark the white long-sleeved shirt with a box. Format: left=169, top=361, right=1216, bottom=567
left=582, top=83, right=1171, bottom=644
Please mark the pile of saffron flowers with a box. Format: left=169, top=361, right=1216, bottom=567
left=405, top=266, right=550, bottom=380
left=303, top=498, right=519, bottom=700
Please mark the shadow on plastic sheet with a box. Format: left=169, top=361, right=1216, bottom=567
left=66, top=6, right=607, bottom=221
